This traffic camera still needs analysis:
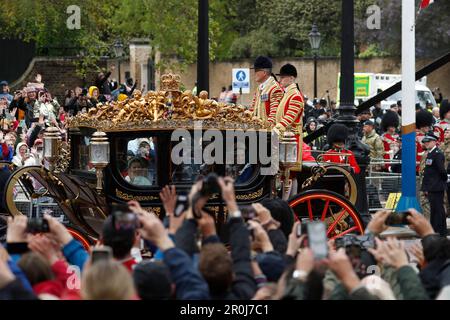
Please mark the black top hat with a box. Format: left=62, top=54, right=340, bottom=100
left=422, top=131, right=438, bottom=143
left=252, top=56, right=273, bottom=70
left=276, top=63, right=297, bottom=77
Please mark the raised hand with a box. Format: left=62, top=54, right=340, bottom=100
left=159, top=185, right=177, bottom=216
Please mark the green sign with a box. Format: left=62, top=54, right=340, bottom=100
left=337, top=74, right=371, bottom=102
left=354, top=75, right=370, bottom=97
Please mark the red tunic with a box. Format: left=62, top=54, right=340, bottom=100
left=439, top=120, right=450, bottom=134
left=322, top=148, right=360, bottom=174
left=275, top=83, right=305, bottom=161
left=434, top=125, right=445, bottom=144
left=416, top=131, right=425, bottom=172
left=250, top=77, right=283, bottom=124
left=381, top=132, right=399, bottom=170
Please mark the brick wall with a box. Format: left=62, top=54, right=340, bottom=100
left=11, top=57, right=107, bottom=102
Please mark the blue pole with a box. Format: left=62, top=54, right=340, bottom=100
left=395, top=130, right=421, bottom=211
left=395, top=0, right=421, bottom=213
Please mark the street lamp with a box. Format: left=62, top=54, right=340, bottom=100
left=308, top=23, right=321, bottom=99
left=113, top=39, right=124, bottom=84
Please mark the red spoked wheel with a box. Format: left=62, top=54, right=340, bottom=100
left=65, top=225, right=96, bottom=251
left=288, top=190, right=365, bottom=240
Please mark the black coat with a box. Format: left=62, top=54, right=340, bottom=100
left=421, top=147, right=448, bottom=192
left=95, top=71, right=112, bottom=95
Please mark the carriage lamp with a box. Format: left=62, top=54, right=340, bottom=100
left=89, top=131, right=110, bottom=193
left=279, top=131, right=298, bottom=167
left=43, top=126, right=62, bottom=172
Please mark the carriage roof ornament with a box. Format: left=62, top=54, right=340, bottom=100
left=67, top=73, right=271, bottom=132
left=160, top=73, right=181, bottom=92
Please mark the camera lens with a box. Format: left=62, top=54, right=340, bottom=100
left=200, top=173, right=220, bottom=196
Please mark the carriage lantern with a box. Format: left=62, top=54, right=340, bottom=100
left=279, top=131, right=298, bottom=167
left=43, top=126, right=62, bottom=171
left=89, top=131, right=110, bottom=193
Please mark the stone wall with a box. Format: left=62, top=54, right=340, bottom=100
left=10, top=56, right=449, bottom=107
left=175, top=57, right=450, bottom=106
left=10, top=57, right=107, bottom=102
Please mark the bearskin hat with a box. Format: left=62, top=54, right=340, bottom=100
left=381, top=110, right=400, bottom=132
left=439, top=99, right=450, bottom=120
left=416, top=109, right=434, bottom=129
left=327, top=123, right=349, bottom=145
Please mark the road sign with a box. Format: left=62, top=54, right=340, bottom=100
left=232, top=68, right=250, bottom=94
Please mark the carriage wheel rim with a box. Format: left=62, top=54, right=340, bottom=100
left=67, top=228, right=92, bottom=251
left=4, top=166, right=44, bottom=216
left=289, top=192, right=364, bottom=236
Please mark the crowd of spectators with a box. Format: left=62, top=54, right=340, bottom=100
left=0, top=69, right=137, bottom=167
left=1, top=176, right=449, bottom=300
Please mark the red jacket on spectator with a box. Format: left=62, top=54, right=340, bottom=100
left=33, top=260, right=80, bottom=299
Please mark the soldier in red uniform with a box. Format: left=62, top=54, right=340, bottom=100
left=439, top=99, right=450, bottom=134
left=380, top=110, right=400, bottom=171
left=416, top=109, right=436, bottom=172
left=322, top=124, right=360, bottom=174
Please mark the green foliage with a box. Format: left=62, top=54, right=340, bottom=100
left=358, top=44, right=390, bottom=59
left=1, top=0, right=447, bottom=77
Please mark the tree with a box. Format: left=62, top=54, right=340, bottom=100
left=226, top=0, right=373, bottom=59
left=355, top=0, right=450, bottom=58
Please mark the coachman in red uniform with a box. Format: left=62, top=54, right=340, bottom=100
left=273, top=63, right=313, bottom=161
left=322, top=124, right=360, bottom=174
left=250, top=56, right=283, bottom=125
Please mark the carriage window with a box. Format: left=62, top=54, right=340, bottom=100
left=117, top=137, right=157, bottom=187
left=170, top=137, right=258, bottom=185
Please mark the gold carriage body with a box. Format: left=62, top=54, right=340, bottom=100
left=3, top=74, right=362, bottom=242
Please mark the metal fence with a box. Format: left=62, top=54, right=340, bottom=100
left=12, top=185, right=67, bottom=222
left=365, top=158, right=421, bottom=213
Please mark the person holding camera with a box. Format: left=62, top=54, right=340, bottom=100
left=9, top=87, right=37, bottom=128
left=421, top=132, right=448, bottom=236
left=133, top=196, right=210, bottom=300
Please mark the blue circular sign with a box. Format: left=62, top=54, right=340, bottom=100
left=236, top=70, right=246, bottom=81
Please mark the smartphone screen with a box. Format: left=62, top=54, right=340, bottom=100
left=386, top=211, right=411, bottom=225
left=307, top=221, right=328, bottom=260
left=174, top=194, right=188, bottom=217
